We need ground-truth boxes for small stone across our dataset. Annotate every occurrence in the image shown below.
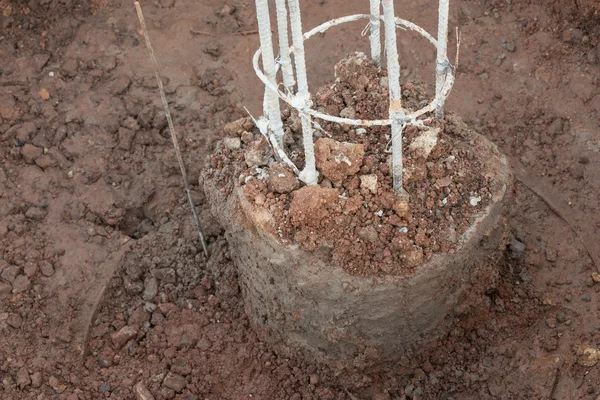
[556,313,567,323]
[309,374,319,386]
[197,338,211,351]
[223,137,241,151]
[217,4,236,17]
[592,272,600,283]
[61,57,79,75]
[223,118,250,135]
[123,276,144,295]
[143,277,158,301]
[268,164,300,194]
[502,42,516,52]
[0,282,11,299]
[508,238,526,260]
[314,138,364,183]
[289,186,339,227]
[469,196,482,206]
[244,136,271,168]
[7,313,22,328]
[1,265,20,284]
[339,106,356,119]
[21,144,43,164]
[23,262,37,277]
[39,260,55,277]
[359,174,378,194]
[562,28,584,44]
[110,325,138,348]
[33,53,51,71]
[357,226,378,243]
[99,383,111,393]
[16,367,31,389]
[134,381,156,400]
[35,155,57,169]
[12,274,30,293]
[159,0,175,8]
[25,206,47,221]
[30,372,42,388]
[392,190,410,218]
[154,268,176,284]
[545,317,557,329]
[545,248,557,262]
[39,88,50,101]
[582,294,591,302]
[163,373,186,393]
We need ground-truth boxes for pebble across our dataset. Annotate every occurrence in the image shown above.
[143,277,158,301]
[110,325,139,348]
[16,367,31,389]
[582,294,591,302]
[223,137,241,151]
[1,264,20,283]
[556,313,567,323]
[0,282,12,299]
[502,41,516,52]
[123,276,144,295]
[267,164,300,194]
[7,313,23,329]
[12,274,31,293]
[25,206,47,221]
[469,196,482,206]
[99,383,111,393]
[30,372,42,388]
[38,260,55,277]
[508,238,526,260]
[154,268,176,284]
[359,174,378,194]
[134,381,155,400]
[21,144,44,164]
[163,372,186,393]
[592,272,600,283]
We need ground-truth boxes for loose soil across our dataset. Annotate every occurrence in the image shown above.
[207,53,499,277]
[1,0,600,399]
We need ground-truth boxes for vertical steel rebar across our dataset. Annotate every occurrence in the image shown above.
[382,0,406,195]
[275,0,296,91]
[369,0,381,66]
[288,0,318,185]
[255,0,285,145]
[435,0,450,119]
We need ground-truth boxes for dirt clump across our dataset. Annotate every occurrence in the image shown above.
[207,53,495,277]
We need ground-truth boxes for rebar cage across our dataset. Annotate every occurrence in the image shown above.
[252,0,454,193]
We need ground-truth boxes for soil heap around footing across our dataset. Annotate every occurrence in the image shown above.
[204,53,502,277]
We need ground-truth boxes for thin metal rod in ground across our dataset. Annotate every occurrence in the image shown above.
[275,0,295,91]
[382,0,406,194]
[435,0,450,119]
[255,0,286,146]
[369,0,381,66]
[134,1,209,258]
[288,0,318,185]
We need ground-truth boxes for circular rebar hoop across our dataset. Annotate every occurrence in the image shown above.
[252,14,455,129]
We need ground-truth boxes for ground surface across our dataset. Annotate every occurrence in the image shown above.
[0,0,599,399]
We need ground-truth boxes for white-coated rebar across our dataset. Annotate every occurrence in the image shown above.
[382,0,406,194]
[369,0,381,66]
[275,0,295,91]
[250,8,456,180]
[288,0,318,185]
[255,0,285,146]
[435,0,450,119]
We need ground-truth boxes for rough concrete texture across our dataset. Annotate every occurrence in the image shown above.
[203,116,512,368]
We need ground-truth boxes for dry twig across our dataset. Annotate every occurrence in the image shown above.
[134,1,209,258]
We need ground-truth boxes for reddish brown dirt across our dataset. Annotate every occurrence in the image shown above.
[1,0,600,399]
[209,57,498,276]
